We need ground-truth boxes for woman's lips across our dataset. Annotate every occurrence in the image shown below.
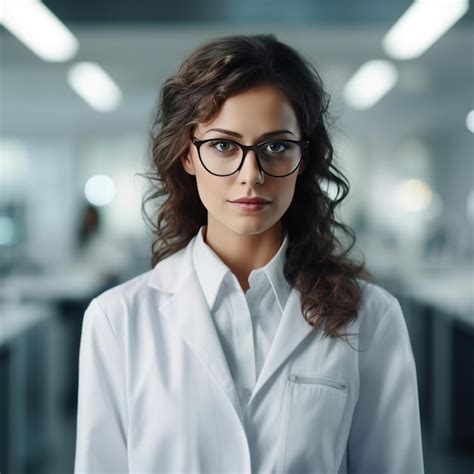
[230,201,270,211]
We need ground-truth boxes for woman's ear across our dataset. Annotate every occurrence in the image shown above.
[181,149,196,176]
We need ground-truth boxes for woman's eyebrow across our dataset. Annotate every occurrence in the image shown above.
[204,128,295,140]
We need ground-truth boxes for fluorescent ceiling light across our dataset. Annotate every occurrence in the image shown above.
[0,0,78,61]
[343,60,398,110]
[68,62,122,112]
[466,110,474,133]
[382,0,469,60]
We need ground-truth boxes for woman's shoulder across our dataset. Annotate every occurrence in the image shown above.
[350,278,404,347]
[87,244,192,331]
[356,278,399,317]
[96,267,155,302]
[86,269,151,317]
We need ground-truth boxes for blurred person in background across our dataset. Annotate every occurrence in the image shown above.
[74,202,130,292]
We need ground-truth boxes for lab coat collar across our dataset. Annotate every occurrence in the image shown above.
[192,224,292,313]
[147,230,318,422]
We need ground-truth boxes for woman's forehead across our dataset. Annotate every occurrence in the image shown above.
[195,88,300,136]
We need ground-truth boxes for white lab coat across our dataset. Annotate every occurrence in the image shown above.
[74,233,425,473]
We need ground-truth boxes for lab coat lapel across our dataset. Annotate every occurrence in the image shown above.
[147,240,244,421]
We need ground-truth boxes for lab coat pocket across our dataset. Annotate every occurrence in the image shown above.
[278,373,350,473]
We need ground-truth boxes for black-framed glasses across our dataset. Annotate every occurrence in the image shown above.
[191,137,309,177]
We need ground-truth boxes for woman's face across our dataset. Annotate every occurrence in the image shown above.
[181,82,304,237]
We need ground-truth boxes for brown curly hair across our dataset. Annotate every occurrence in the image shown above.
[141,33,374,340]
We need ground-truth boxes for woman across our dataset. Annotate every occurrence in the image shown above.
[74,34,424,473]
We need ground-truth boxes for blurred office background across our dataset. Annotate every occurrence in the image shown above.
[0,0,473,472]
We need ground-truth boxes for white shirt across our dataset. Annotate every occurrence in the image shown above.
[192,225,292,411]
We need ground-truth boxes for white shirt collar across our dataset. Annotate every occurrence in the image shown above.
[192,225,292,313]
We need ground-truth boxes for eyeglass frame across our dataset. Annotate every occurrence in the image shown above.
[190,136,310,178]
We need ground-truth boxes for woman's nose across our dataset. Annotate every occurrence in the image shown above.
[238,150,263,181]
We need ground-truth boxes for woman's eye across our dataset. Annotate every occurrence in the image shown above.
[265,141,287,153]
[210,140,235,152]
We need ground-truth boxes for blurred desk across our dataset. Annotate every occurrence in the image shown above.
[399,265,473,329]
[0,268,105,303]
[0,303,51,347]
